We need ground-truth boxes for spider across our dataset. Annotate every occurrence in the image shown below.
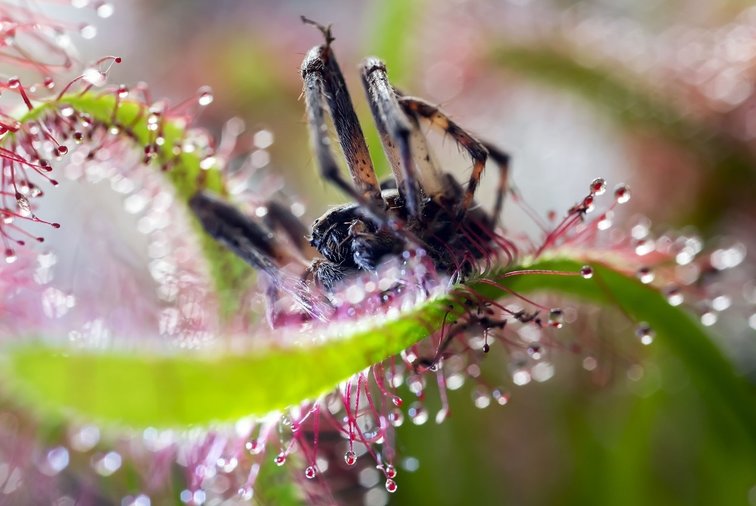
[190,18,512,312]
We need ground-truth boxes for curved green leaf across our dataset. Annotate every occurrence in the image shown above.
[13,94,254,314]
[3,259,753,443]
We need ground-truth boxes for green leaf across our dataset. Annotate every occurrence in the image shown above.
[4,259,753,446]
[12,94,254,315]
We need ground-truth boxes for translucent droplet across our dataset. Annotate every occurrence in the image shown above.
[43,76,55,89]
[304,465,317,479]
[527,343,543,360]
[711,294,731,312]
[580,265,594,279]
[512,369,531,386]
[44,446,70,475]
[253,129,274,149]
[590,177,607,195]
[92,451,122,476]
[636,267,654,284]
[548,308,563,328]
[5,249,17,264]
[344,450,357,466]
[408,402,428,425]
[274,452,286,466]
[700,312,717,327]
[614,184,631,204]
[82,67,105,86]
[117,85,129,98]
[245,440,263,455]
[435,408,448,424]
[582,195,595,213]
[472,386,490,409]
[492,388,510,406]
[56,145,68,156]
[79,24,97,39]
[385,478,398,493]
[665,287,684,306]
[197,86,213,106]
[96,2,114,18]
[385,464,397,479]
[635,323,654,345]
[16,194,32,217]
[388,408,404,427]
[8,77,20,89]
[237,487,253,501]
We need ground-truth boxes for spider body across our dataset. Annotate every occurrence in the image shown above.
[190,18,512,314]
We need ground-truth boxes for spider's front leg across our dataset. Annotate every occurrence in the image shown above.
[300,36,388,225]
[360,58,424,219]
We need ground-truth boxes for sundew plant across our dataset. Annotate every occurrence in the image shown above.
[0,1,755,505]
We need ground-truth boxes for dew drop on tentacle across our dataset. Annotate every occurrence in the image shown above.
[472,385,491,409]
[16,194,32,217]
[636,267,654,284]
[385,479,398,493]
[492,388,510,406]
[197,86,214,107]
[344,450,357,466]
[5,248,17,264]
[388,408,404,427]
[614,184,631,204]
[635,323,654,345]
[665,286,684,306]
[384,464,397,479]
[590,177,607,195]
[407,402,428,425]
[96,2,115,18]
[580,265,594,279]
[304,465,317,479]
[273,452,286,466]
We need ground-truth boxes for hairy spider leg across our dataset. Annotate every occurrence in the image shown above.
[398,97,489,223]
[301,45,387,222]
[481,141,511,228]
[189,191,297,277]
[189,191,320,323]
[360,58,424,219]
[262,200,315,258]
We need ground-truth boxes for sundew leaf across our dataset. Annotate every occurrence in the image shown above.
[4,259,754,446]
[12,93,254,315]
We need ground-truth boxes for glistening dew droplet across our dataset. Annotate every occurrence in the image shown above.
[636,267,655,284]
[580,265,594,279]
[385,479,398,493]
[197,86,214,106]
[344,450,357,466]
[590,177,607,195]
[273,452,286,466]
[614,184,631,204]
[304,465,317,479]
[635,323,654,345]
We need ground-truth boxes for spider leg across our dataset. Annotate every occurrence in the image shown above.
[301,41,386,219]
[261,199,314,258]
[360,58,423,219]
[481,141,511,228]
[398,96,489,222]
[189,191,298,277]
[190,191,324,323]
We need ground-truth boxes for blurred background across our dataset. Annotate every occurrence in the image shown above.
[10,0,756,504]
